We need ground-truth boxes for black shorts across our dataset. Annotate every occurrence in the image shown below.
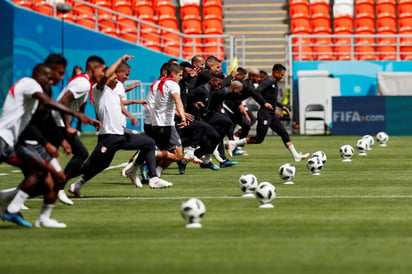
[21,141,53,163]
[151,126,182,151]
[0,137,17,163]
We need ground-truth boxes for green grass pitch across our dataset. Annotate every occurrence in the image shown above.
[1,135,412,274]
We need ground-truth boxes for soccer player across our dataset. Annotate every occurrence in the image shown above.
[226,64,310,162]
[53,55,107,203]
[68,55,173,196]
[0,64,100,227]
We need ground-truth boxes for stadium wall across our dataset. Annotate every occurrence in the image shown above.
[0,0,180,131]
[293,61,412,96]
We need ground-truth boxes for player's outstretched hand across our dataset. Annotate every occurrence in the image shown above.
[78,113,101,129]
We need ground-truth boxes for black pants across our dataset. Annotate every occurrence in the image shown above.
[249,108,291,145]
[81,130,157,181]
[60,127,89,180]
[225,108,251,139]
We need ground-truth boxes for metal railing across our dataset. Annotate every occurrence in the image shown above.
[20,0,244,65]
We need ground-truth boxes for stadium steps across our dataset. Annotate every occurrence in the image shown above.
[223,0,288,71]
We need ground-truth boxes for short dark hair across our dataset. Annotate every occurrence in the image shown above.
[116,62,130,73]
[272,64,286,73]
[32,63,50,78]
[259,70,268,76]
[44,54,67,67]
[168,58,179,64]
[160,62,172,77]
[191,55,204,65]
[236,67,247,75]
[86,55,105,69]
[168,63,183,76]
[179,61,192,68]
[205,55,221,69]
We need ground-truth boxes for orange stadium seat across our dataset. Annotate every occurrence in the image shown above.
[77,15,96,30]
[112,0,133,16]
[398,16,412,33]
[398,0,412,17]
[376,0,396,17]
[334,38,353,60]
[183,39,203,60]
[333,15,354,33]
[101,27,118,38]
[98,13,116,29]
[356,46,377,60]
[142,40,162,52]
[203,18,223,34]
[73,2,95,17]
[158,17,179,30]
[292,36,313,61]
[203,0,223,6]
[32,0,53,16]
[57,10,76,23]
[400,36,412,60]
[289,0,310,19]
[12,0,32,10]
[156,1,176,19]
[313,36,335,60]
[377,40,397,60]
[134,0,155,20]
[355,0,375,17]
[203,4,223,20]
[182,18,202,34]
[291,16,311,33]
[355,13,375,33]
[204,44,224,59]
[163,42,180,57]
[180,3,201,21]
[119,26,138,43]
[311,14,332,34]
[309,1,330,18]
[376,14,397,33]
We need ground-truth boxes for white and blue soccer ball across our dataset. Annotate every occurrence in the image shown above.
[278,163,296,181]
[311,150,327,164]
[238,173,258,193]
[376,131,389,146]
[362,135,374,149]
[255,182,276,204]
[306,156,323,175]
[356,139,369,155]
[340,144,354,159]
[181,198,206,225]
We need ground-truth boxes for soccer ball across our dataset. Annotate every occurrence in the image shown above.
[356,139,369,155]
[181,198,206,226]
[376,131,389,146]
[362,135,374,149]
[306,156,323,175]
[311,150,327,164]
[278,163,296,182]
[238,173,258,193]
[340,144,354,161]
[255,182,276,205]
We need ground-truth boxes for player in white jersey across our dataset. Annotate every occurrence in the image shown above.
[53,55,107,204]
[0,64,100,227]
[68,55,173,195]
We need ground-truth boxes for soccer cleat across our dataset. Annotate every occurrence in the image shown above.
[125,165,143,188]
[294,152,310,162]
[35,218,67,228]
[220,160,238,168]
[68,184,84,198]
[200,162,220,171]
[149,177,173,189]
[183,149,195,163]
[233,149,248,156]
[177,161,187,175]
[121,161,134,177]
[20,203,30,210]
[192,155,203,164]
[2,211,33,228]
[58,190,74,205]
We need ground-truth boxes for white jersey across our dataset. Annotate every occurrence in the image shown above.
[92,83,124,135]
[0,78,43,146]
[113,80,127,128]
[144,79,161,125]
[150,79,180,126]
[53,74,91,127]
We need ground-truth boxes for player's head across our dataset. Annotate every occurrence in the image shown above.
[191,55,205,69]
[160,62,172,78]
[86,55,106,82]
[168,63,183,83]
[258,70,268,83]
[234,67,247,82]
[71,65,83,78]
[44,53,67,86]
[272,64,286,81]
[115,62,131,83]
[32,63,53,91]
[168,58,179,65]
[209,71,225,90]
[248,68,259,83]
[180,61,192,76]
[205,56,221,73]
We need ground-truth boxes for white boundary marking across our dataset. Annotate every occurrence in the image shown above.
[29,195,412,202]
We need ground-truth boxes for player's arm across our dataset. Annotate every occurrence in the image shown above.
[238,103,251,123]
[124,81,141,92]
[119,95,138,126]
[121,99,147,106]
[172,92,187,127]
[252,80,273,110]
[56,90,77,131]
[33,92,101,129]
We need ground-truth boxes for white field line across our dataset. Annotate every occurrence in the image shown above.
[29,195,412,202]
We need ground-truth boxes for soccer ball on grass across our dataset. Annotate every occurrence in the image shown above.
[255,182,276,208]
[278,163,296,184]
[181,198,206,228]
[238,173,258,197]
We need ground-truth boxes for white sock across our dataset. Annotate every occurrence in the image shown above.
[156,166,163,177]
[74,177,86,190]
[7,190,29,213]
[233,138,247,147]
[39,203,54,220]
[288,144,299,158]
[203,154,211,164]
[213,147,225,163]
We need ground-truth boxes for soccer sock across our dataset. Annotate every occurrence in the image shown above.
[74,177,86,190]
[233,138,247,147]
[39,203,54,220]
[7,190,29,213]
[155,166,163,177]
[203,154,211,164]
[213,147,224,163]
[288,144,299,158]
